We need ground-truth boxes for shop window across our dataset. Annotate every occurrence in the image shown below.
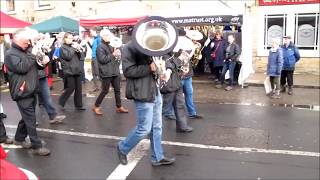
[34,0,52,10]
[6,0,15,12]
[264,14,286,49]
[295,13,319,50]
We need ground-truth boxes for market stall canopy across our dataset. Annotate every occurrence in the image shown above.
[29,16,79,33]
[79,1,148,27]
[79,16,147,27]
[0,11,32,34]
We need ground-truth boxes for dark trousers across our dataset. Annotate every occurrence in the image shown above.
[15,97,42,149]
[95,76,121,108]
[220,61,237,86]
[91,60,100,89]
[281,70,294,87]
[162,88,189,129]
[59,75,83,107]
[270,76,280,91]
[80,60,85,82]
[0,117,8,141]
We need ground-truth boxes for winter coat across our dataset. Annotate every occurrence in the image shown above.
[96,40,120,78]
[122,41,157,102]
[91,35,101,60]
[225,42,241,62]
[160,55,182,94]
[4,43,43,101]
[267,47,283,77]
[60,43,82,76]
[281,42,300,71]
[212,38,228,67]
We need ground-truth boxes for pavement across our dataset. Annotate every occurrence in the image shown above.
[192,72,320,89]
[1,77,319,179]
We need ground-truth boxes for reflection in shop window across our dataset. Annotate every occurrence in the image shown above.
[6,0,15,12]
[264,14,286,49]
[35,0,51,8]
[295,13,319,50]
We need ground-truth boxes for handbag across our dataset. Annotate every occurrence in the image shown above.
[210,41,221,59]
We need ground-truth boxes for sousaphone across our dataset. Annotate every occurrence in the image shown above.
[132,16,178,57]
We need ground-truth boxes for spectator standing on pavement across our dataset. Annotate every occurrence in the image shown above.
[281,36,300,95]
[211,31,228,82]
[92,29,128,115]
[267,39,284,99]
[89,27,101,92]
[4,28,50,156]
[58,32,86,111]
[215,34,241,91]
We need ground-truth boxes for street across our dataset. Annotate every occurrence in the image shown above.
[1,81,319,180]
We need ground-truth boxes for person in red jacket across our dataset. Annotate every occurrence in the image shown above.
[1,145,39,180]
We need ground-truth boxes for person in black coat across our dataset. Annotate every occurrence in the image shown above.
[161,51,193,133]
[58,32,85,110]
[92,29,128,115]
[4,28,50,155]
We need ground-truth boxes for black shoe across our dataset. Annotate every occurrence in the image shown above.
[152,157,175,166]
[189,114,203,119]
[76,107,86,111]
[14,140,32,149]
[0,113,7,119]
[0,137,13,144]
[176,126,193,133]
[116,144,127,165]
[32,147,51,156]
[164,115,176,121]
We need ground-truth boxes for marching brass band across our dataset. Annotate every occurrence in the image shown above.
[2,16,205,164]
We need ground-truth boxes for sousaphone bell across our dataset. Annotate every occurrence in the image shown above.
[132,16,178,76]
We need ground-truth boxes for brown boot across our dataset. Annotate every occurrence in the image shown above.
[116,106,129,113]
[92,105,103,115]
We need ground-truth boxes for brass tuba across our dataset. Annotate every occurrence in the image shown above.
[132,16,178,77]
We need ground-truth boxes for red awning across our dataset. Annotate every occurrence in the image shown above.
[0,11,32,34]
[79,16,147,27]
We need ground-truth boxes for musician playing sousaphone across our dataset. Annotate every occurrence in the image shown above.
[92,29,128,115]
[116,16,176,166]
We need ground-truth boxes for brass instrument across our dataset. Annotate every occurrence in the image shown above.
[191,42,202,67]
[132,16,178,81]
[109,36,123,62]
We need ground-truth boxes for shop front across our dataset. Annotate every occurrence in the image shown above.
[254,0,320,74]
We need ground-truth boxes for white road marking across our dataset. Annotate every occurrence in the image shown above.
[5,125,320,158]
[1,144,23,149]
[5,150,9,153]
[106,140,149,180]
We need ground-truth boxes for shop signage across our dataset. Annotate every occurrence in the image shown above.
[259,0,320,6]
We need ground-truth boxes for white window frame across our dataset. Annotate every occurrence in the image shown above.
[263,14,287,49]
[294,13,319,51]
[6,0,16,14]
[257,4,320,57]
[34,0,54,11]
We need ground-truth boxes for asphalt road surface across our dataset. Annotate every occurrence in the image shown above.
[1,93,319,180]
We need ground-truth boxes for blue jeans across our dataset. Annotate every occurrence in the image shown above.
[181,77,197,116]
[119,89,164,162]
[220,61,236,86]
[39,77,57,120]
